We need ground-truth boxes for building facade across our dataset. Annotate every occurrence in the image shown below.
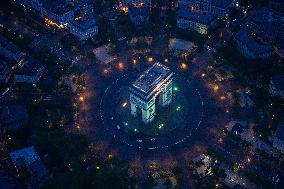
[14,58,45,84]
[129,63,173,123]
[70,16,98,40]
[176,8,216,34]
[14,0,43,13]
[273,122,284,153]
[0,36,24,62]
[269,75,284,99]
[176,0,233,34]
[235,28,274,59]
[13,0,98,39]
[0,62,12,83]
[128,4,150,26]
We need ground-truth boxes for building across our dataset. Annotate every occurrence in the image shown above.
[177,0,233,15]
[13,0,99,36]
[192,154,213,177]
[93,45,117,65]
[129,63,173,123]
[247,8,284,43]
[10,146,51,189]
[242,7,284,60]
[168,38,197,56]
[273,38,284,60]
[1,105,28,131]
[176,9,216,34]
[128,4,150,26]
[0,36,24,62]
[235,28,274,59]
[14,58,45,84]
[41,0,75,28]
[269,0,284,14]
[269,75,284,99]
[74,0,94,15]
[176,5,216,34]
[211,0,233,17]
[176,0,233,34]
[70,0,98,40]
[0,163,16,189]
[14,0,43,13]
[0,62,12,83]
[70,16,98,40]
[273,122,284,153]
[122,0,152,7]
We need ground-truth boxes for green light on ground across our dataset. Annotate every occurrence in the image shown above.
[124,122,128,126]
[173,87,179,91]
[176,106,181,111]
[158,123,164,129]
[134,128,138,132]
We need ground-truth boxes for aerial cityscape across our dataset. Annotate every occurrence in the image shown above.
[0,0,283,188]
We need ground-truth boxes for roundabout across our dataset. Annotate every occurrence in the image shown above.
[99,68,205,150]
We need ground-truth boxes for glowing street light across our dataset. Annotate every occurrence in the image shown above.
[173,86,179,91]
[247,158,251,163]
[103,68,110,76]
[122,101,127,107]
[134,128,138,132]
[79,96,84,102]
[180,63,188,70]
[132,59,137,65]
[176,106,181,111]
[158,123,164,129]
[108,154,113,160]
[147,56,154,63]
[117,62,125,70]
[213,84,219,92]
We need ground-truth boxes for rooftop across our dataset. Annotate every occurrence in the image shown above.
[0,62,11,75]
[235,28,274,55]
[275,122,284,141]
[10,146,40,166]
[0,163,15,189]
[212,0,233,9]
[177,8,216,24]
[15,58,44,76]
[0,36,21,54]
[271,74,284,91]
[132,63,172,94]
[128,4,150,17]
[42,0,74,15]
[72,16,97,31]
[169,38,197,51]
[93,45,117,64]
[1,105,28,128]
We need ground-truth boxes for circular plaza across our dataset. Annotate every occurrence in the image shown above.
[99,64,205,150]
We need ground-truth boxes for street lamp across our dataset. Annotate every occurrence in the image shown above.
[180,63,188,70]
[79,96,84,102]
[147,57,154,63]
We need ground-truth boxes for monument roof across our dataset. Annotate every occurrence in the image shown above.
[132,63,172,94]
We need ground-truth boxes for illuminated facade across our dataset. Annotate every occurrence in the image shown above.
[129,63,173,123]
[176,0,233,34]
